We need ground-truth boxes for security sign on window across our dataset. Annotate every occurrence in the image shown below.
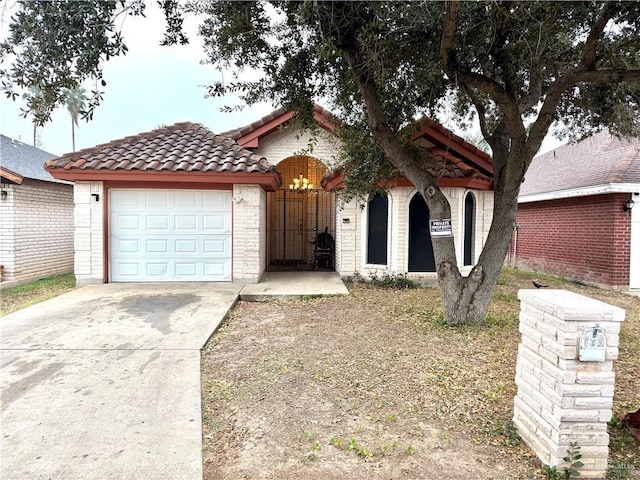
[430,219,453,237]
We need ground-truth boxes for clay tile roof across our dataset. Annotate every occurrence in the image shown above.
[520,131,640,196]
[45,122,279,175]
[221,103,339,147]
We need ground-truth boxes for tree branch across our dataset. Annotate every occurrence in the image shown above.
[460,71,527,139]
[581,1,614,69]
[439,2,526,141]
[342,48,438,195]
[461,84,493,144]
[440,0,461,72]
[527,68,640,160]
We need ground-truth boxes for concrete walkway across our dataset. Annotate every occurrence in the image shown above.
[240,271,349,300]
[0,273,347,479]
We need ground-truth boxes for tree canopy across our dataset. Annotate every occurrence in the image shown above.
[2,1,639,324]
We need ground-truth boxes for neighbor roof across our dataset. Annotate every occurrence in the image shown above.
[46,122,282,190]
[520,131,640,197]
[0,134,65,185]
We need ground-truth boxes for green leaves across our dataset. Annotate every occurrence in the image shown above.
[0,0,146,125]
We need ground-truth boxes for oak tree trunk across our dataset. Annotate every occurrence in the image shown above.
[434,142,525,325]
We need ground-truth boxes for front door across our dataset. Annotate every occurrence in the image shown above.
[269,190,307,264]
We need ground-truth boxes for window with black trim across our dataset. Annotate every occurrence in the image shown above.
[367,194,388,265]
[463,192,475,266]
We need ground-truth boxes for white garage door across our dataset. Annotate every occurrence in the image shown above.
[109,189,232,282]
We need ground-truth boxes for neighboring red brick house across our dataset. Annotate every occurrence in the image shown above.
[510,131,640,291]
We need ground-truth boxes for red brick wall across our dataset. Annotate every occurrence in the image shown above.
[509,193,631,288]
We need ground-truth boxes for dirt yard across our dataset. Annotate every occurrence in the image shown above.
[201,270,639,479]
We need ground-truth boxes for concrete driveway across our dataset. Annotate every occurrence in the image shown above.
[0,283,241,480]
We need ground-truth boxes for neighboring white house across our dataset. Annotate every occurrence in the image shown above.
[0,135,74,286]
[46,107,495,285]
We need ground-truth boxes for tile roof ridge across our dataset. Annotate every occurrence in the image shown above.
[417,117,492,161]
[55,122,205,159]
[221,103,336,139]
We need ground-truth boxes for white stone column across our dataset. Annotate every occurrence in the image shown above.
[514,289,625,479]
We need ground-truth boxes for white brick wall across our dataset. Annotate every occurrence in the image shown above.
[514,289,625,479]
[336,187,494,279]
[73,181,104,285]
[232,184,267,283]
[254,127,341,169]
[0,180,74,285]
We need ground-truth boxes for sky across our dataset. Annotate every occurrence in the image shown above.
[0,1,563,157]
[0,2,275,156]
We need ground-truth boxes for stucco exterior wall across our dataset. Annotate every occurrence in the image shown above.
[0,180,74,286]
[512,193,632,289]
[336,187,494,279]
[232,184,267,283]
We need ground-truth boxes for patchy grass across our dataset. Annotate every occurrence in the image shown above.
[201,268,639,479]
[1,274,76,316]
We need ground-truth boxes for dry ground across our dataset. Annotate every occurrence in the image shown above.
[0,274,75,316]
[201,269,639,480]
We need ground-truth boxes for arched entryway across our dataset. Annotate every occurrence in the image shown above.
[408,193,436,272]
[267,155,336,270]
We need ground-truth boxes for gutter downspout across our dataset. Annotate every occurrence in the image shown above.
[512,222,518,268]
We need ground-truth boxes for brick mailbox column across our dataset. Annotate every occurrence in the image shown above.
[514,289,625,479]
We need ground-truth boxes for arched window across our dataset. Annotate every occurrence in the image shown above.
[408,194,436,272]
[463,192,475,266]
[367,194,388,265]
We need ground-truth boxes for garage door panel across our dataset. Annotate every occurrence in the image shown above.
[175,191,199,208]
[175,239,197,253]
[146,239,169,253]
[175,215,197,232]
[146,263,169,277]
[147,215,170,231]
[116,190,143,206]
[203,214,230,233]
[117,263,140,277]
[111,258,232,282]
[145,190,170,207]
[110,189,232,282]
[118,239,139,253]
[203,191,231,209]
[114,215,141,232]
[204,237,231,255]
[204,261,229,276]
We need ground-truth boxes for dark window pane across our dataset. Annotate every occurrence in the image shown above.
[408,194,435,272]
[463,193,475,266]
[367,194,388,264]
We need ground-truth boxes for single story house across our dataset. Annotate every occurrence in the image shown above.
[510,131,640,291]
[46,107,495,285]
[0,134,74,286]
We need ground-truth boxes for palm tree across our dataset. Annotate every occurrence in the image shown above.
[23,86,46,146]
[63,87,87,152]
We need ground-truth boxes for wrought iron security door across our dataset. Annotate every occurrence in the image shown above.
[267,156,336,270]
